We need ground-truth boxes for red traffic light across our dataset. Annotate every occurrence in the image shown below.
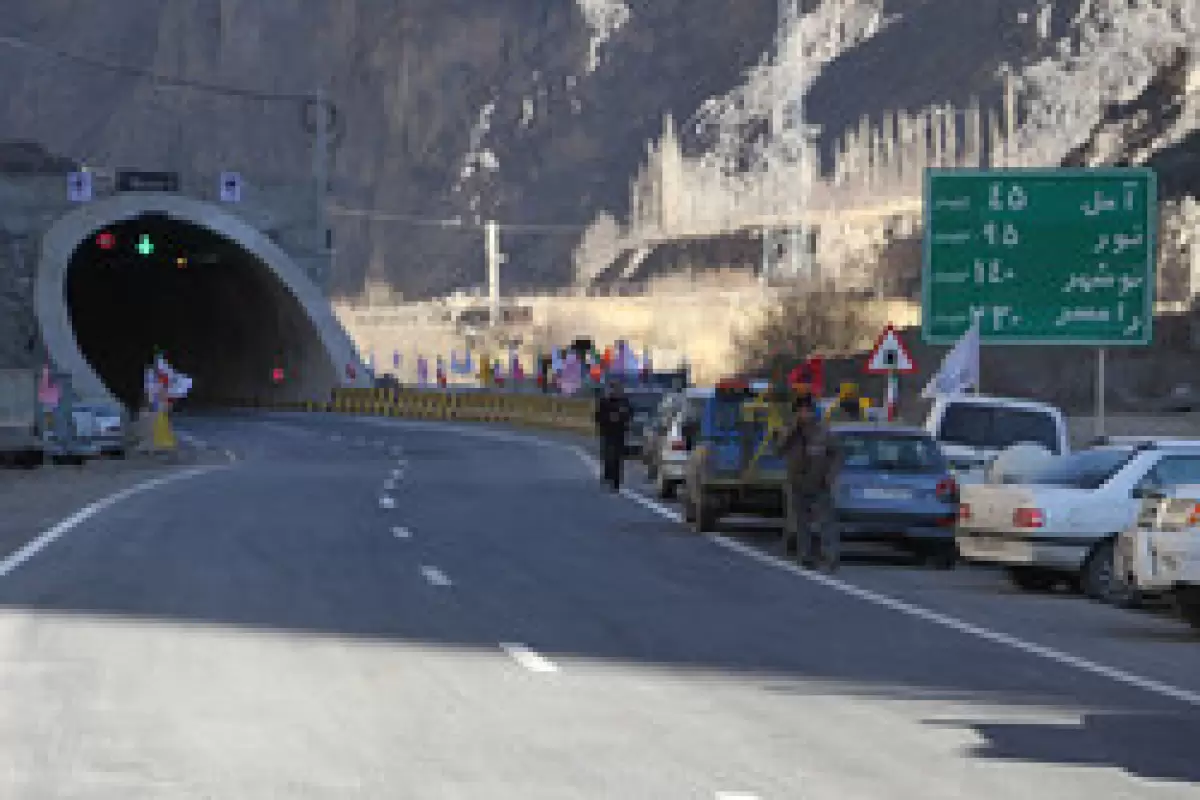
[96,231,115,250]
[271,367,284,383]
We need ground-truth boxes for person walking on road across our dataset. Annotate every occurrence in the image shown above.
[776,385,843,572]
[595,378,633,491]
[826,382,865,423]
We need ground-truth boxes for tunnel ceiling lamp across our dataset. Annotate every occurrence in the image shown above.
[136,233,154,256]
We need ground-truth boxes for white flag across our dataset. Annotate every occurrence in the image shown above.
[922,319,980,399]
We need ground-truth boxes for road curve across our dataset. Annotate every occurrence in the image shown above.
[0,411,1195,799]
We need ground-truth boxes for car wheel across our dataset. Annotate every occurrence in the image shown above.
[1175,588,1200,631]
[1081,539,1140,607]
[1005,566,1059,592]
[656,473,676,500]
[683,487,697,523]
[693,486,717,533]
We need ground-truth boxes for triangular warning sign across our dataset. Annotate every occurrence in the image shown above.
[865,324,916,374]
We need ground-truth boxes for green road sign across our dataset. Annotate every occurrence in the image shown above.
[922,167,1157,345]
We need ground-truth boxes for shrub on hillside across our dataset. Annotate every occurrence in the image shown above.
[736,279,875,377]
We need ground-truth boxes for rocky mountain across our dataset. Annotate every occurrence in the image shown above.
[0,0,1195,301]
[0,0,776,300]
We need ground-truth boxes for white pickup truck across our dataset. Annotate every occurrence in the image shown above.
[1118,485,1200,631]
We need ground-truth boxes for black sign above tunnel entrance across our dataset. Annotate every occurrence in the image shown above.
[116,171,180,193]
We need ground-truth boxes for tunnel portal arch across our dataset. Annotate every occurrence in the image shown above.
[35,192,370,406]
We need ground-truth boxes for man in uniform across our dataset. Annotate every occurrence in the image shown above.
[595,378,633,490]
[776,384,842,572]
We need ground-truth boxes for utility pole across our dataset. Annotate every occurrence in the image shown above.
[486,220,500,327]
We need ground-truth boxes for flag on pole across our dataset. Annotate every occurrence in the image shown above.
[922,318,981,399]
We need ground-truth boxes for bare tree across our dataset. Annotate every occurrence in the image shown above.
[735,278,875,375]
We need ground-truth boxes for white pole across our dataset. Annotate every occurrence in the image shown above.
[1095,347,1106,438]
[486,220,500,327]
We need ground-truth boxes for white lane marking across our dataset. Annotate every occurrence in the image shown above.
[421,565,452,586]
[175,431,208,449]
[330,433,342,442]
[383,478,397,491]
[500,643,559,673]
[392,526,412,539]
[715,794,760,800]
[621,484,1200,708]
[391,468,404,479]
[306,416,1200,707]
[379,495,396,509]
[0,466,223,578]
[224,449,238,462]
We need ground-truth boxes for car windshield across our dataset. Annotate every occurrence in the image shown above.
[1017,448,1135,489]
[938,403,1061,453]
[626,392,662,415]
[836,433,945,473]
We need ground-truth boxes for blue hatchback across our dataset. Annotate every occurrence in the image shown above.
[829,423,960,566]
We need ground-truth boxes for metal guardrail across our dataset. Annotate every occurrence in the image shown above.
[216,386,599,434]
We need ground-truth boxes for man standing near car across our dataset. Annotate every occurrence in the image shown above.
[776,384,842,572]
[595,378,633,491]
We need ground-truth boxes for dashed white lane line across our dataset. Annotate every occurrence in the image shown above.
[500,643,559,673]
[379,495,396,510]
[318,416,1200,708]
[383,478,397,491]
[714,793,760,800]
[389,446,404,456]
[392,526,412,539]
[421,565,452,586]
[391,468,404,479]
[0,466,224,578]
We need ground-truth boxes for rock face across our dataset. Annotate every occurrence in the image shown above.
[0,0,776,300]
[0,0,1194,304]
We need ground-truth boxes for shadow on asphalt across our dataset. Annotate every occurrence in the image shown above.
[932,713,1200,785]
[3,410,1198,787]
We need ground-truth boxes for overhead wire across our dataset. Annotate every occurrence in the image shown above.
[0,28,592,237]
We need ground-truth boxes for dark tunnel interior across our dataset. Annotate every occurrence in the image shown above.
[65,213,330,409]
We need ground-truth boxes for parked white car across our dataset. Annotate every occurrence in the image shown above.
[646,388,708,499]
[957,439,1200,606]
[1117,484,1200,631]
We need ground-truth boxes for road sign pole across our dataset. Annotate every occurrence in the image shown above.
[1095,347,1106,439]
[887,370,898,421]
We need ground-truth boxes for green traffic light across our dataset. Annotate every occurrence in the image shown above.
[136,234,154,256]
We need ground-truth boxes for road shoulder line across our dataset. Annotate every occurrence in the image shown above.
[0,465,224,579]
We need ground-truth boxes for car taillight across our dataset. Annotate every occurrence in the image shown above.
[958,503,971,522]
[1013,507,1045,528]
[935,477,958,502]
[670,437,687,451]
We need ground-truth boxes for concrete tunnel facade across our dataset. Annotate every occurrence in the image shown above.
[34,192,371,409]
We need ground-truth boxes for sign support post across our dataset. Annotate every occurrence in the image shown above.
[1096,347,1106,438]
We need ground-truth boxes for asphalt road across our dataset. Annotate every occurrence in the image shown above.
[0,411,1197,799]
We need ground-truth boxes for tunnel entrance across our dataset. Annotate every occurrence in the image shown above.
[65,213,332,408]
